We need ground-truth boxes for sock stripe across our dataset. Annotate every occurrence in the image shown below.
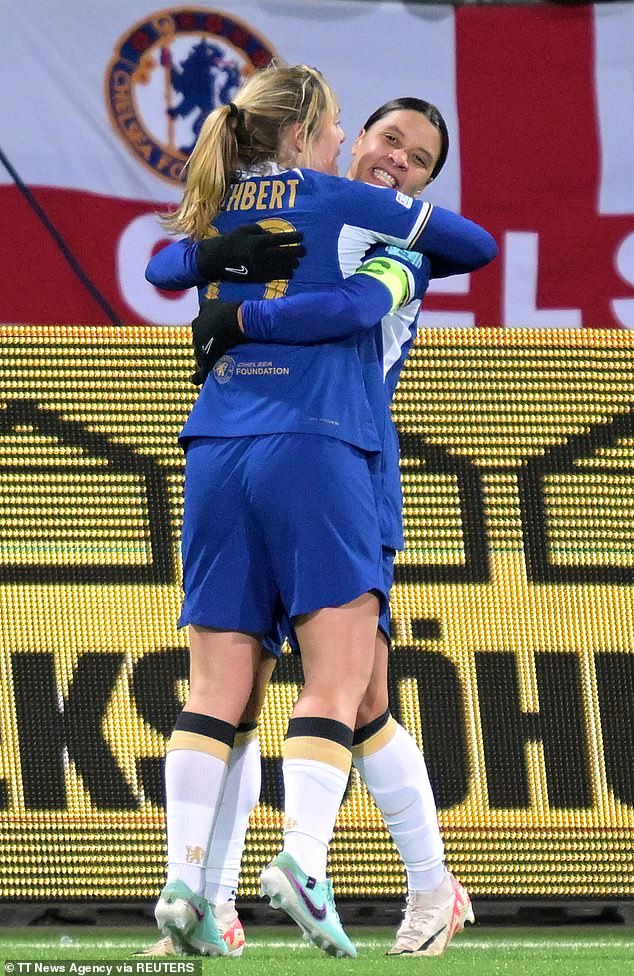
[166,729,232,762]
[168,712,236,763]
[352,708,391,746]
[286,716,353,749]
[234,723,258,747]
[174,710,236,746]
[351,714,398,759]
[283,735,352,775]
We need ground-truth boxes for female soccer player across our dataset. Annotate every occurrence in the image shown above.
[148,66,496,959]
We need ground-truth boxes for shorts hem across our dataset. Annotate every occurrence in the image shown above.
[288,583,388,622]
[177,612,269,640]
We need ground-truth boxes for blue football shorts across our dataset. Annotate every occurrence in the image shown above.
[378,546,396,644]
[263,546,397,658]
[178,433,387,635]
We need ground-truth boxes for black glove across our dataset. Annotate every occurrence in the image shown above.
[191,300,245,385]
[196,225,305,283]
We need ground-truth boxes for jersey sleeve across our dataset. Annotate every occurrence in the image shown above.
[241,276,394,344]
[145,238,205,290]
[410,205,498,273]
[329,176,498,273]
[241,247,431,344]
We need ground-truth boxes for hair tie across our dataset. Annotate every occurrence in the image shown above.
[228,102,240,120]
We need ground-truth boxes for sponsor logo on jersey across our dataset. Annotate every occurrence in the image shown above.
[213,356,291,383]
[106,9,277,184]
[385,245,423,268]
[395,191,413,209]
[236,361,290,377]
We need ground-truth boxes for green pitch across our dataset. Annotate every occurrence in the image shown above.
[1,926,632,976]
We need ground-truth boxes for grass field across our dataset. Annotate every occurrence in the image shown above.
[1,926,633,976]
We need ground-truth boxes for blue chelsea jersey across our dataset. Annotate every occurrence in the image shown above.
[146,171,498,547]
[236,223,495,547]
[177,168,434,452]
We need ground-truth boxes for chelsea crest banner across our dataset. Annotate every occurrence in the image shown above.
[0,2,633,328]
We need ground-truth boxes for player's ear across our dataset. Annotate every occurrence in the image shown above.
[290,121,304,152]
[278,121,304,167]
[350,128,366,157]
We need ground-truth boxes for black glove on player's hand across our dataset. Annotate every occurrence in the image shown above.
[190,300,245,385]
[196,225,305,283]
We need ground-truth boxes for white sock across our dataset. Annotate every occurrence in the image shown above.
[278,718,353,882]
[205,730,261,906]
[282,757,350,881]
[353,718,446,891]
[164,736,232,893]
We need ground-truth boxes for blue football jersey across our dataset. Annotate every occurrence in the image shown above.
[155,168,434,452]
[146,169,497,543]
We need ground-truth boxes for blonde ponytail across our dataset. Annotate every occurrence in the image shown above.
[162,64,339,240]
[163,104,237,240]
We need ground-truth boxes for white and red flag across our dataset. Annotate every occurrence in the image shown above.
[1,2,632,327]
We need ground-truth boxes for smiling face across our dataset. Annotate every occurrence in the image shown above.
[347,108,443,197]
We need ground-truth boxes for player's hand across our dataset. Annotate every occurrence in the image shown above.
[190,300,245,385]
[196,225,305,283]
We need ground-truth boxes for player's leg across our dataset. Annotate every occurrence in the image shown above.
[156,437,276,956]
[256,434,386,958]
[204,650,277,956]
[353,602,474,955]
[353,630,446,893]
[139,649,276,958]
[260,592,379,959]
[156,627,262,956]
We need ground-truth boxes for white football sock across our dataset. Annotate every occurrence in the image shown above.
[282,756,350,882]
[353,718,445,891]
[205,729,261,906]
[281,719,353,882]
[164,722,233,893]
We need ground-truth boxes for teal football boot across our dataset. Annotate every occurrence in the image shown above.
[260,851,357,958]
[154,879,227,956]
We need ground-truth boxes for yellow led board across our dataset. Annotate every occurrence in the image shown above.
[0,326,632,900]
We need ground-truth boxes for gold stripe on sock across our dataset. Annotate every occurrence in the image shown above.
[351,715,398,760]
[166,729,232,763]
[283,735,352,775]
[234,726,258,747]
